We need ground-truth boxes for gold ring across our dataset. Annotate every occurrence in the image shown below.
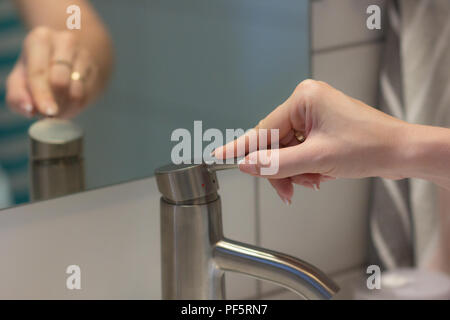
[52,59,73,69]
[71,71,85,82]
[294,131,306,143]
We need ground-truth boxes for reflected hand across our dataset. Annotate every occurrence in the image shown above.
[213,80,409,203]
[6,27,99,118]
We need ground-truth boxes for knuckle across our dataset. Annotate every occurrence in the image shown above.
[59,30,74,41]
[58,31,78,48]
[294,79,326,106]
[30,67,47,78]
[28,26,52,42]
[295,79,323,95]
[25,27,51,50]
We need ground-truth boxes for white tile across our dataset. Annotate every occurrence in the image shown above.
[312,0,386,51]
[258,178,370,295]
[0,170,257,299]
[313,42,383,106]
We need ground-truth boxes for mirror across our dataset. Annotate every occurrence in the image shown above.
[0,0,310,210]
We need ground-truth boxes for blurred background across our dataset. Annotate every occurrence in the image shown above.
[0,0,309,209]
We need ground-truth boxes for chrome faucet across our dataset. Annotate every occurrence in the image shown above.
[155,162,339,300]
[29,119,85,201]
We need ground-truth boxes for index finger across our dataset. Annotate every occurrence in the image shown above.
[213,90,300,160]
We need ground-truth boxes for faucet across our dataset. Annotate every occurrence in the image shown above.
[155,162,339,300]
[29,119,85,201]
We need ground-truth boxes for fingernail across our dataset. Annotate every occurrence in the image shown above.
[313,183,320,191]
[283,198,292,206]
[240,164,258,175]
[45,103,58,116]
[20,103,33,116]
[22,103,33,113]
[237,158,245,165]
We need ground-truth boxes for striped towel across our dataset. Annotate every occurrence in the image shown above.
[0,0,33,207]
[370,0,450,271]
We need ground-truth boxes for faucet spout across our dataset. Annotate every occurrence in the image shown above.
[214,239,339,300]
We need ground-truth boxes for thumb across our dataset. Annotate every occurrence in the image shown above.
[238,141,324,179]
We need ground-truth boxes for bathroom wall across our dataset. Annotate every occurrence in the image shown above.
[260,0,386,299]
[0,0,385,299]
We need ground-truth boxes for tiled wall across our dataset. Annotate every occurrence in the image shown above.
[0,0,385,299]
[260,0,386,299]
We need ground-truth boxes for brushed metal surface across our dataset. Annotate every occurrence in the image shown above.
[156,163,339,299]
[29,119,85,201]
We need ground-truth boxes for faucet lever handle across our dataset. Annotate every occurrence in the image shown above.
[207,162,240,172]
[155,160,242,204]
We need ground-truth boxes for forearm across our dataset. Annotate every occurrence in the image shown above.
[13,0,113,94]
[395,123,450,190]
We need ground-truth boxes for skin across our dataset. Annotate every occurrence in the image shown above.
[6,0,113,118]
[213,80,450,204]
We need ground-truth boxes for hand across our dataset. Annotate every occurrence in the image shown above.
[213,80,410,204]
[6,26,99,118]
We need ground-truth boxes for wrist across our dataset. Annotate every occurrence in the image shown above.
[377,122,426,180]
[392,123,450,182]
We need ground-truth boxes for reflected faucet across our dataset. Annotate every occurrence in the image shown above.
[155,163,339,300]
[29,119,85,201]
